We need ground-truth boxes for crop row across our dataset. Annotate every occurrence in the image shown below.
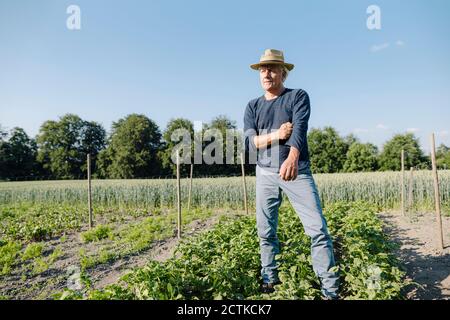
[59,201,405,300]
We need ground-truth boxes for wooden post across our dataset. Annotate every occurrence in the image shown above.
[408,167,414,213]
[176,151,182,239]
[401,149,405,216]
[187,164,193,211]
[240,152,249,215]
[87,154,93,229]
[430,133,444,251]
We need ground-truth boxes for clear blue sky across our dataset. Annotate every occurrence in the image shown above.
[1,0,449,153]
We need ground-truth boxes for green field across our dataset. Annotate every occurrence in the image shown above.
[1,170,448,300]
[1,170,449,212]
[60,202,405,300]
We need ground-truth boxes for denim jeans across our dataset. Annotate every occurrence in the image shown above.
[255,165,340,297]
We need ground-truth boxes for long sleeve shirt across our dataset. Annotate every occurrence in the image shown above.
[244,88,311,173]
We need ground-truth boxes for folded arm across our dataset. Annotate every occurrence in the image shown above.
[252,122,292,149]
[280,90,311,181]
[244,104,288,153]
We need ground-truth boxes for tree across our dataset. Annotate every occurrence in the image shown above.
[436,144,450,170]
[200,115,241,176]
[0,125,9,179]
[0,127,41,180]
[0,124,7,140]
[343,142,379,172]
[344,133,359,147]
[0,149,9,179]
[36,114,106,179]
[159,118,194,176]
[307,127,348,173]
[379,133,427,171]
[97,114,162,178]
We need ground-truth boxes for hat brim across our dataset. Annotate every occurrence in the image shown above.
[250,61,295,71]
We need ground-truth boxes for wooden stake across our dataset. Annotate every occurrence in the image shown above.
[176,151,182,239]
[240,152,249,215]
[430,133,444,251]
[401,149,405,216]
[408,167,414,213]
[87,154,93,229]
[187,164,193,211]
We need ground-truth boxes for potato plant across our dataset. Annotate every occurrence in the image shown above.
[76,202,405,300]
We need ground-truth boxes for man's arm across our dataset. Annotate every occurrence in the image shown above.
[279,145,300,181]
[244,103,258,154]
[252,122,292,149]
[280,90,311,181]
[244,102,293,153]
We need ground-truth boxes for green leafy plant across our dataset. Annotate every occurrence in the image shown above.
[22,242,44,261]
[81,225,113,243]
[0,241,22,276]
[85,202,405,300]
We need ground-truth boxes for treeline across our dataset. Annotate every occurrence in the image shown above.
[0,114,449,181]
[307,127,448,173]
[0,114,243,180]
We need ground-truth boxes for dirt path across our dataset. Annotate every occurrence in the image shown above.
[379,211,450,300]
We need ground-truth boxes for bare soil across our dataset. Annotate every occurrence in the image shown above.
[89,215,223,291]
[379,211,450,300]
[0,211,235,300]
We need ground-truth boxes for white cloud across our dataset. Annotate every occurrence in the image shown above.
[370,43,390,53]
[353,128,369,134]
[376,124,388,130]
[406,128,420,133]
[438,130,449,137]
[395,40,405,46]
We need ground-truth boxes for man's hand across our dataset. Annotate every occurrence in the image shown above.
[277,122,293,140]
[279,147,300,181]
[253,122,293,149]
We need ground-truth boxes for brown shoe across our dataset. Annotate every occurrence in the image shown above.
[260,281,281,294]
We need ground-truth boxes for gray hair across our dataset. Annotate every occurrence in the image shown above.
[281,65,290,82]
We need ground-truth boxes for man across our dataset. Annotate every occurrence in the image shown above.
[244,49,340,299]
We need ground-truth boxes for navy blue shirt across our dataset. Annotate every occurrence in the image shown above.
[244,88,311,173]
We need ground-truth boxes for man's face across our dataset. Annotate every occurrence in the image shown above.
[259,64,284,91]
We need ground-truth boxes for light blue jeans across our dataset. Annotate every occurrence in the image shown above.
[255,165,339,297]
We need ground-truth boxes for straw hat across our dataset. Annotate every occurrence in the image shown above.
[250,49,294,71]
